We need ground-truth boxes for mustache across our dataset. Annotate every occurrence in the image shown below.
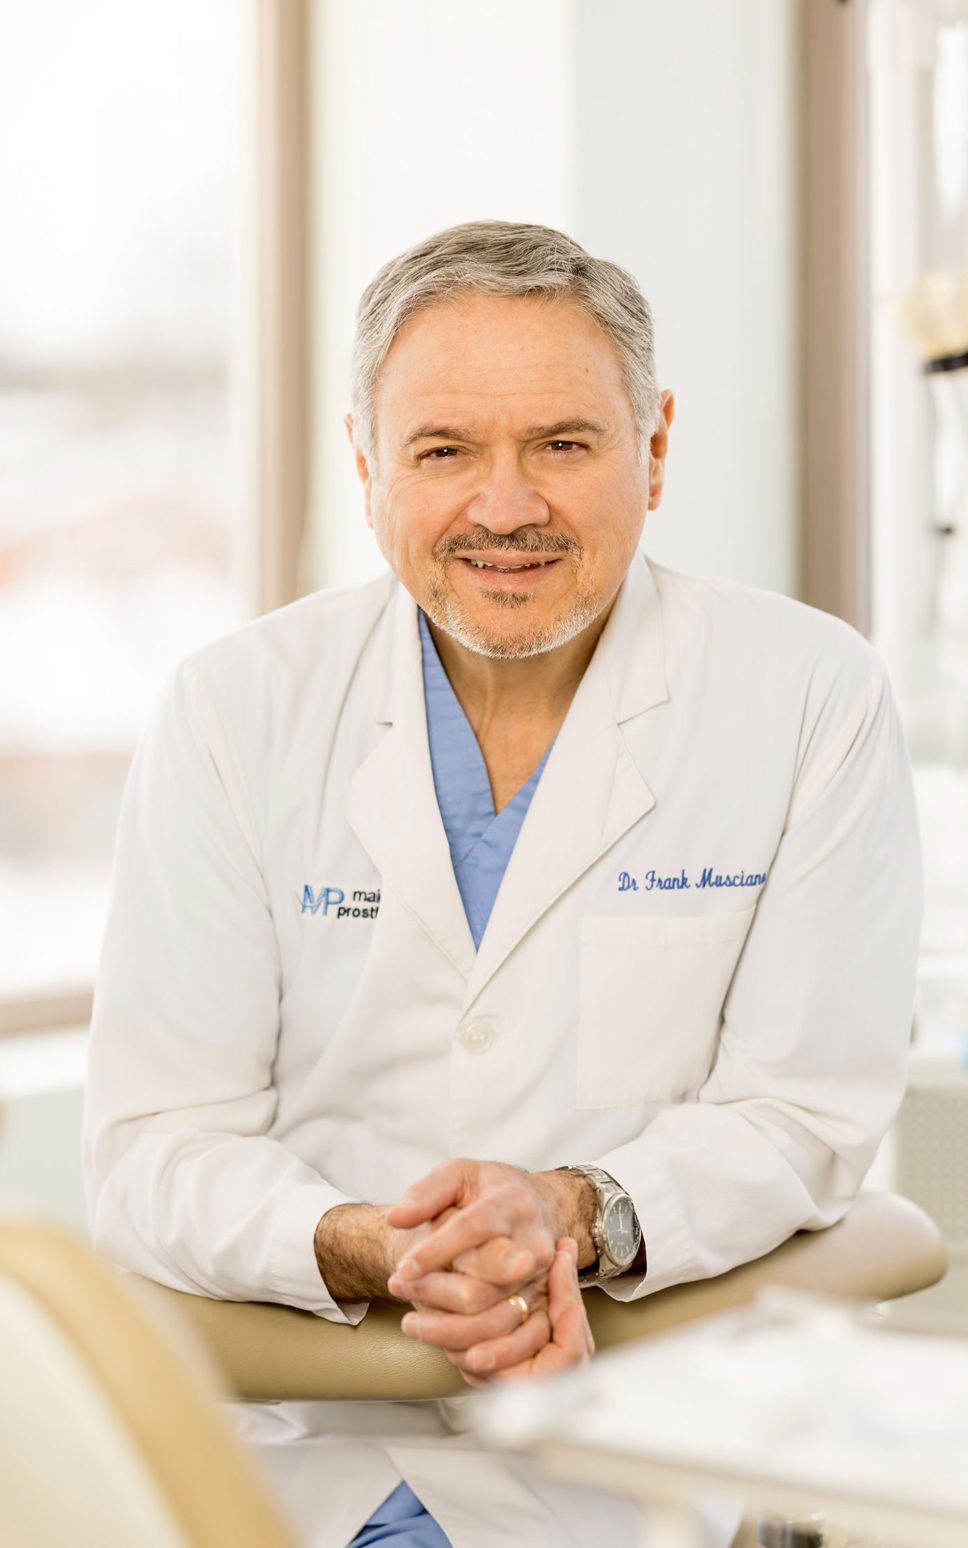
[434,531,580,559]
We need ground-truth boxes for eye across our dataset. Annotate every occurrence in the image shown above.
[419,446,462,462]
[546,440,586,454]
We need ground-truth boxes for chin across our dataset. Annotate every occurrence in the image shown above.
[425,588,602,660]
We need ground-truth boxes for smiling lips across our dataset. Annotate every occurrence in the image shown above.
[458,554,561,574]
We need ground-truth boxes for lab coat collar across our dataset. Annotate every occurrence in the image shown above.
[598,549,668,723]
[462,550,667,1006]
[345,582,478,978]
[345,552,668,993]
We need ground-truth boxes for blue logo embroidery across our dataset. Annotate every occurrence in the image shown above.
[300,884,381,920]
[301,884,345,915]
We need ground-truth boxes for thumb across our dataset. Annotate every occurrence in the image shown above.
[547,1239,591,1360]
[386,1158,471,1227]
[547,1240,579,1326]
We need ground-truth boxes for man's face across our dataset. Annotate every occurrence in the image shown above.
[350,293,672,659]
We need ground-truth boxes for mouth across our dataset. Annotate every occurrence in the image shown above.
[457,555,562,575]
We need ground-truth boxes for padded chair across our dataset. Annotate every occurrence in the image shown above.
[0,1194,946,1548]
[0,1215,298,1548]
[131,1190,946,1403]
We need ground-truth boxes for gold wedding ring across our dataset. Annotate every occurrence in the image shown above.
[507,1293,529,1327]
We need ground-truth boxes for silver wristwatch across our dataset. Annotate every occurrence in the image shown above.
[556,1164,642,1280]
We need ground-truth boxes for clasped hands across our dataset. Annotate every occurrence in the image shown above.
[383,1158,596,1386]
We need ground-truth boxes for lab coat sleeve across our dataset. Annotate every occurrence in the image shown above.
[594,658,922,1299]
[83,657,367,1323]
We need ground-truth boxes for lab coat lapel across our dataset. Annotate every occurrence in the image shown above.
[461,553,668,1011]
[344,584,476,978]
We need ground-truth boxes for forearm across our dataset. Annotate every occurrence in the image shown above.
[594,1101,869,1299]
[87,1120,359,1314]
[313,1202,398,1301]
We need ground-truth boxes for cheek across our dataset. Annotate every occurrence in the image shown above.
[581,492,644,565]
[371,489,452,566]
[604,482,647,550]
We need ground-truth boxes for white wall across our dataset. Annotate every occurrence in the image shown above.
[304,0,801,598]
[572,0,800,595]
[304,0,577,590]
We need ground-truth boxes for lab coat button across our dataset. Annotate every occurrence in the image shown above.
[460,1019,496,1055]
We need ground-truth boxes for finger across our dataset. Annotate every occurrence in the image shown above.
[387,1270,508,1316]
[488,1336,585,1380]
[395,1203,524,1283]
[458,1309,552,1377]
[547,1238,578,1316]
[487,1314,588,1382]
[475,1246,591,1381]
[548,1295,590,1361]
[548,1241,594,1363]
[391,1264,549,1315]
[452,1235,542,1287]
[485,1356,546,1381]
[400,1288,548,1353]
[459,1372,492,1389]
[386,1159,474,1228]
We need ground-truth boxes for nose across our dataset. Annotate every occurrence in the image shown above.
[464,451,551,534]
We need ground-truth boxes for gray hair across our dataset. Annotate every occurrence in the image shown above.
[350,219,661,468]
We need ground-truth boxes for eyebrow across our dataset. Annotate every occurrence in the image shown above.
[402,418,608,449]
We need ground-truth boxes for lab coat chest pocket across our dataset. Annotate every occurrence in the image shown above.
[576,907,756,1108]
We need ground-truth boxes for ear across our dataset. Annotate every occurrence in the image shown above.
[345,413,374,523]
[647,391,675,511]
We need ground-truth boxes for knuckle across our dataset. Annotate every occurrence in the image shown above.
[472,1283,495,1314]
[479,1240,504,1270]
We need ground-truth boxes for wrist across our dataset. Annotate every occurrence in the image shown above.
[533,1169,598,1272]
[555,1165,644,1280]
[313,1202,395,1301]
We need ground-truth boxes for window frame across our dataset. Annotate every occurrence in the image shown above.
[802,0,872,633]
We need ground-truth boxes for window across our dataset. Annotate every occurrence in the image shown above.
[867,0,968,966]
[0,1,246,1018]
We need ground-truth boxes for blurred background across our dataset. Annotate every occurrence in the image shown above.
[0,0,966,1285]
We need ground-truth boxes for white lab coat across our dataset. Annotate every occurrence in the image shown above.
[83,553,921,1547]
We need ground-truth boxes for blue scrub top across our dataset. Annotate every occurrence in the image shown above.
[418,609,553,949]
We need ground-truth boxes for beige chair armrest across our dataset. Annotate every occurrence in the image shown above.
[588,1189,946,1345]
[131,1191,946,1403]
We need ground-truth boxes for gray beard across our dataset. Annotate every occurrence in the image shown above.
[423,574,601,660]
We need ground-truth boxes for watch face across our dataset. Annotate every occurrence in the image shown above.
[603,1194,640,1268]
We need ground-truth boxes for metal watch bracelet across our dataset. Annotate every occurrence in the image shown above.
[554,1163,642,1280]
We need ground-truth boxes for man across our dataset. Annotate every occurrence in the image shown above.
[83,220,921,1547]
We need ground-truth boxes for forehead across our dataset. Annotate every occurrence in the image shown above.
[375,293,633,439]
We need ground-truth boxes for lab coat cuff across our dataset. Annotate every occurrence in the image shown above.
[270,1182,369,1325]
[591,1145,696,1302]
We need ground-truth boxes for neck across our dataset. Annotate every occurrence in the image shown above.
[426,605,614,744]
